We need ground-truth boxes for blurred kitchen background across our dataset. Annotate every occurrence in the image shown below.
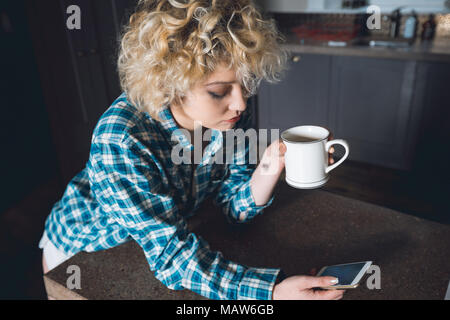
[0,0,449,299]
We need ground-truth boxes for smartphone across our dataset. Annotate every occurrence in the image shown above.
[316,261,372,289]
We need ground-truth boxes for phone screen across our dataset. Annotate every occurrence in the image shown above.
[319,262,369,285]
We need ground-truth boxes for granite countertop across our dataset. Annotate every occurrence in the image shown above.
[283,37,450,63]
[43,179,450,300]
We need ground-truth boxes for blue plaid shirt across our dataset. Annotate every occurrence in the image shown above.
[42,92,281,300]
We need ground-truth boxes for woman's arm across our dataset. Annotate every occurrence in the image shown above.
[212,110,284,223]
[89,135,281,300]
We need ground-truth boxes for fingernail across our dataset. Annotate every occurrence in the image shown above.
[330,278,339,284]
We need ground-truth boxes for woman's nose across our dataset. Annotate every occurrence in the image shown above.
[229,86,247,112]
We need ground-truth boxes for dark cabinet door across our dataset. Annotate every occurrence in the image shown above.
[411,61,450,180]
[89,0,139,106]
[258,53,332,132]
[27,0,137,184]
[328,56,418,170]
[0,0,58,212]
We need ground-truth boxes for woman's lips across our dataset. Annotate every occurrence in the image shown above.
[224,115,241,123]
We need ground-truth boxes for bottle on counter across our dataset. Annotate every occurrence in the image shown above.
[403,10,418,42]
[421,14,437,42]
[389,8,402,38]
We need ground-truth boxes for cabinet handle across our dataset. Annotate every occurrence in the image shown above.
[291,55,301,63]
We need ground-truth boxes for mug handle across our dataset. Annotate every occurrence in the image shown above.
[325,139,350,174]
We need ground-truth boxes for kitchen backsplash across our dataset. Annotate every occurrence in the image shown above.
[370,13,450,40]
[271,12,450,42]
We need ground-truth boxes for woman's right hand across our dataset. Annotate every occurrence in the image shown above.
[272,275,345,300]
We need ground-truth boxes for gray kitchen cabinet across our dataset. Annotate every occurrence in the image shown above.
[257,52,428,171]
[410,61,450,181]
[328,56,419,170]
[258,53,332,132]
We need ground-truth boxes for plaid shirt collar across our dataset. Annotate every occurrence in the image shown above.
[157,106,224,160]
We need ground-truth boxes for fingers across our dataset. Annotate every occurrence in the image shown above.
[313,288,345,300]
[267,140,286,155]
[328,147,335,165]
[303,276,339,289]
[278,275,346,300]
[334,291,345,300]
[279,141,287,154]
[327,132,334,141]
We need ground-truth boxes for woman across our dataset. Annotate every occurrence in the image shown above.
[39,0,343,300]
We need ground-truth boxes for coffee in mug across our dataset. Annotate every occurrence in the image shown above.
[281,125,349,189]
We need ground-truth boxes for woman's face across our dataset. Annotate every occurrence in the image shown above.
[170,63,248,132]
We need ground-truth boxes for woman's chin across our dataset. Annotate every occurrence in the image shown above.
[221,121,237,130]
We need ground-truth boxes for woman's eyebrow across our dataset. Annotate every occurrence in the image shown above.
[204,81,237,87]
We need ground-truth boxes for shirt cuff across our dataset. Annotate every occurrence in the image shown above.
[235,180,275,222]
[237,267,281,300]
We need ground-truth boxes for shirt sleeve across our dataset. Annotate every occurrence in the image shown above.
[88,135,281,300]
[213,162,274,224]
[213,109,275,224]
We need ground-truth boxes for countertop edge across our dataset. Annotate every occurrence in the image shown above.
[43,275,87,300]
[282,43,450,63]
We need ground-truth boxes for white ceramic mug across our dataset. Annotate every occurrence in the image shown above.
[281,125,349,189]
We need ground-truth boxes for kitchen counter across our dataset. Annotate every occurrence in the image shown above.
[283,38,450,63]
[43,179,450,300]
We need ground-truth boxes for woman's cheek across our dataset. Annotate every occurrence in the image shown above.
[205,108,226,124]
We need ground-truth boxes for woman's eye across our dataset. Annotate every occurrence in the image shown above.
[208,91,226,100]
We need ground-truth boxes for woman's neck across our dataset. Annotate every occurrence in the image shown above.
[169,104,195,131]
[169,104,209,161]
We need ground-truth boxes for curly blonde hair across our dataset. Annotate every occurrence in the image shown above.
[117,0,288,120]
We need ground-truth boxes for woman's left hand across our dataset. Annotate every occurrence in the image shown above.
[250,139,287,206]
[259,139,287,176]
